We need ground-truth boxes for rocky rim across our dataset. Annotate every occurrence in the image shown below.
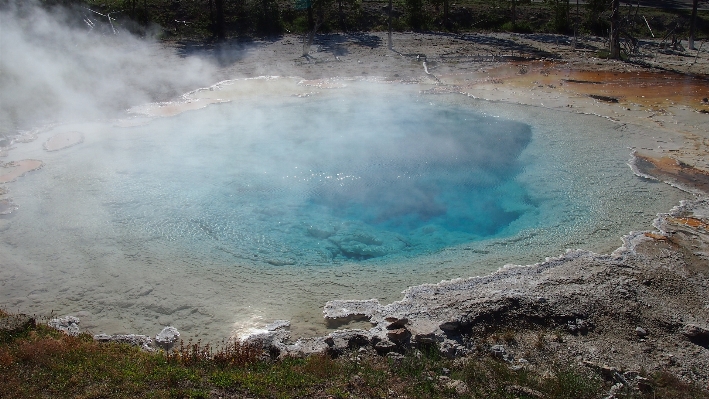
[6,31,709,392]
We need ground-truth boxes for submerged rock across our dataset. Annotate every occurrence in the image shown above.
[265,320,291,331]
[43,131,83,152]
[0,198,18,215]
[324,299,382,319]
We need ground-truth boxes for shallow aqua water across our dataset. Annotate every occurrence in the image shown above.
[0,81,691,340]
[103,90,535,264]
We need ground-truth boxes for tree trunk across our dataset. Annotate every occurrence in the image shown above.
[689,0,699,50]
[303,1,322,56]
[388,0,393,49]
[307,2,314,33]
[443,0,449,29]
[262,0,271,33]
[511,0,516,27]
[610,0,621,58]
[215,0,226,40]
[209,0,214,32]
[339,0,345,31]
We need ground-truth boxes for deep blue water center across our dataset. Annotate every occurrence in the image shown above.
[309,106,532,236]
[109,88,534,264]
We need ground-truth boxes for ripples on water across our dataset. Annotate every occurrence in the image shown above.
[0,81,691,340]
[105,90,534,264]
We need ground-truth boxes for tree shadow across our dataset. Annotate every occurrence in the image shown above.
[173,36,284,67]
[312,33,383,57]
[447,32,562,60]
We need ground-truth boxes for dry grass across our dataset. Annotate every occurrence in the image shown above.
[1,310,708,398]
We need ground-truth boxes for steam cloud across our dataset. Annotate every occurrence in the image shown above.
[0,0,218,134]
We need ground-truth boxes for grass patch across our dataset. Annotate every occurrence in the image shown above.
[2,313,709,398]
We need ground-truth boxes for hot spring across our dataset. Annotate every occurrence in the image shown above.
[0,79,690,340]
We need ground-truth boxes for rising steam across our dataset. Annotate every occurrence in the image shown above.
[0,0,218,134]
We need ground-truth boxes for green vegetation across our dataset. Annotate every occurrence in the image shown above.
[25,0,709,42]
[2,309,708,398]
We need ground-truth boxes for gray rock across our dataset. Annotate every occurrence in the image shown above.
[48,316,80,336]
[683,324,709,338]
[242,326,291,357]
[635,326,648,337]
[445,379,469,395]
[386,351,405,361]
[623,371,639,380]
[374,338,398,354]
[440,338,469,358]
[265,320,290,331]
[384,316,408,329]
[155,326,180,350]
[490,344,507,358]
[386,328,411,343]
[94,333,154,351]
[439,320,461,333]
[408,319,439,344]
[323,299,382,320]
[0,314,35,334]
[324,329,372,352]
[283,337,330,358]
[567,318,590,335]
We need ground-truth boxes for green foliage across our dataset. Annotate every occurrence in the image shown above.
[549,0,571,34]
[585,0,609,35]
[596,49,629,61]
[405,0,426,30]
[502,21,533,34]
[19,0,709,40]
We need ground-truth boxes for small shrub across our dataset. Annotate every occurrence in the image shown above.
[212,341,262,368]
[502,21,533,33]
[301,353,339,379]
[502,329,516,344]
[651,371,709,399]
[0,347,14,368]
[535,331,546,349]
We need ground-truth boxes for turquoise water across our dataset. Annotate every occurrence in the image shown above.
[0,81,691,340]
[102,88,534,264]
